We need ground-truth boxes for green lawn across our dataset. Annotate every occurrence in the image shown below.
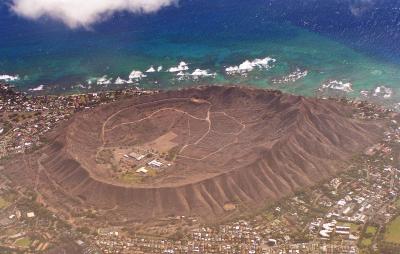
[359,226,377,249]
[0,197,10,209]
[395,198,400,209]
[366,226,377,235]
[361,238,372,247]
[120,172,142,184]
[384,216,400,244]
[15,237,31,248]
[341,222,361,234]
[147,168,158,177]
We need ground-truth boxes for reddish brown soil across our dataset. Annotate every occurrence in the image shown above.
[4,86,385,221]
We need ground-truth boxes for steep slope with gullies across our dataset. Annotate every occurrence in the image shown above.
[4,86,385,220]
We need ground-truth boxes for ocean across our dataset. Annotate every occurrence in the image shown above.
[1,0,400,104]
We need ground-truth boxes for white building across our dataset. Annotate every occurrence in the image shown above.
[26,212,35,218]
[148,160,163,168]
[136,167,148,174]
[129,152,145,161]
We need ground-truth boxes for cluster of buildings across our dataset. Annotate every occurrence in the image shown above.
[0,83,158,159]
[0,172,69,253]
[119,149,171,178]
[87,216,362,254]
[306,115,400,250]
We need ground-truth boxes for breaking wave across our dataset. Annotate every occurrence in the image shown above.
[225,57,276,76]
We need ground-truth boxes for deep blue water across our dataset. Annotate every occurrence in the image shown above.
[1,0,400,101]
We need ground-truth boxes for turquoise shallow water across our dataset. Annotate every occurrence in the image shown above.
[1,0,400,105]
[4,25,400,96]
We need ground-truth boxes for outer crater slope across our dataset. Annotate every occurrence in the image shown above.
[5,86,384,220]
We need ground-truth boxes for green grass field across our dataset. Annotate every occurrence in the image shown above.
[384,216,400,244]
[120,172,142,184]
[361,238,372,247]
[395,198,400,209]
[15,237,31,248]
[366,226,377,235]
[360,226,377,248]
[0,197,10,209]
[341,222,361,234]
[147,168,158,177]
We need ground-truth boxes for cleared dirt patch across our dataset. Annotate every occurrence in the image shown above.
[144,131,178,153]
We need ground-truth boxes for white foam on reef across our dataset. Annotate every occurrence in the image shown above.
[225,57,276,75]
[0,74,20,82]
[115,77,130,85]
[272,68,308,84]
[72,83,87,89]
[115,70,147,85]
[88,70,147,86]
[175,69,216,81]
[176,71,187,81]
[360,90,369,97]
[146,66,156,73]
[394,103,400,112]
[191,69,216,79]
[96,76,113,85]
[373,85,393,99]
[168,61,189,73]
[29,85,44,91]
[320,80,353,92]
[157,66,163,72]
[129,70,147,81]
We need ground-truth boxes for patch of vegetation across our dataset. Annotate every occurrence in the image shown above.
[120,172,142,184]
[263,211,275,221]
[147,168,158,177]
[361,238,372,247]
[342,222,361,234]
[110,162,119,172]
[366,226,377,235]
[96,149,114,164]
[360,226,377,249]
[77,226,91,234]
[169,227,185,241]
[0,197,10,209]
[0,121,12,135]
[384,215,400,244]
[2,191,18,203]
[166,147,179,161]
[14,237,31,248]
[395,198,400,209]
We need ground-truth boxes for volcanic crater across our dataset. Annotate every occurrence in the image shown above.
[6,86,385,220]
